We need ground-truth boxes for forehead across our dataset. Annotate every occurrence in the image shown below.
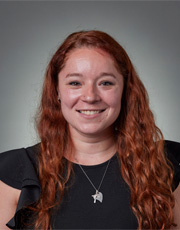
[62,47,118,72]
[67,47,111,58]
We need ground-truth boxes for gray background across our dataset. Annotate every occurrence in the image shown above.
[0,1,180,152]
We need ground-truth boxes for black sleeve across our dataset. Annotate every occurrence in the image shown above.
[0,144,40,189]
[165,140,180,191]
[0,144,41,229]
[0,147,26,189]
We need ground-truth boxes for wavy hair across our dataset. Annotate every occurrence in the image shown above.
[30,30,175,229]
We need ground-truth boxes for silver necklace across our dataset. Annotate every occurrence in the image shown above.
[78,158,111,203]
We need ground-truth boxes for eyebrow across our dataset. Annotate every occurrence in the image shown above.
[66,72,116,78]
[98,72,116,78]
[66,73,83,78]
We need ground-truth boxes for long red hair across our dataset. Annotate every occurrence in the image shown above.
[31,30,174,229]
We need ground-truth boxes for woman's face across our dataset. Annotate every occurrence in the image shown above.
[57,48,124,137]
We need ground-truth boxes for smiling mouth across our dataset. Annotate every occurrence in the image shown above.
[78,110,105,115]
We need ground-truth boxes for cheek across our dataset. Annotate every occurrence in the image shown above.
[60,89,80,107]
[105,91,122,108]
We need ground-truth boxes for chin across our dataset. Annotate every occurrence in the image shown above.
[79,126,113,136]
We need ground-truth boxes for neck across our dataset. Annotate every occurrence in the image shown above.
[65,128,117,165]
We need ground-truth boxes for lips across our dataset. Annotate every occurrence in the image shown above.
[77,110,105,115]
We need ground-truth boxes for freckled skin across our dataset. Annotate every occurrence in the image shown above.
[58,48,124,138]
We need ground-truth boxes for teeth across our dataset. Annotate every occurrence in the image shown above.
[79,110,101,115]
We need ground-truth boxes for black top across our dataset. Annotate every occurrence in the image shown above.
[0,140,180,229]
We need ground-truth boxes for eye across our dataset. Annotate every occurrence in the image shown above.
[100,81,114,86]
[68,81,81,86]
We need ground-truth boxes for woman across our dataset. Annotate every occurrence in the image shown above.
[0,30,180,229]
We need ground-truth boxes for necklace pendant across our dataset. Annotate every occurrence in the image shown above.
[92,190,103,203]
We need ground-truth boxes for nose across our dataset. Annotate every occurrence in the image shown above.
[81,83,100,103]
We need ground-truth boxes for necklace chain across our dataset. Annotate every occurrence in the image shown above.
[78,158,111,192]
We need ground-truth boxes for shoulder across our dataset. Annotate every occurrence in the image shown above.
[164,140,180,190]
[165,140,180,160]
[0,143,40,190]
[0,144,41,229]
